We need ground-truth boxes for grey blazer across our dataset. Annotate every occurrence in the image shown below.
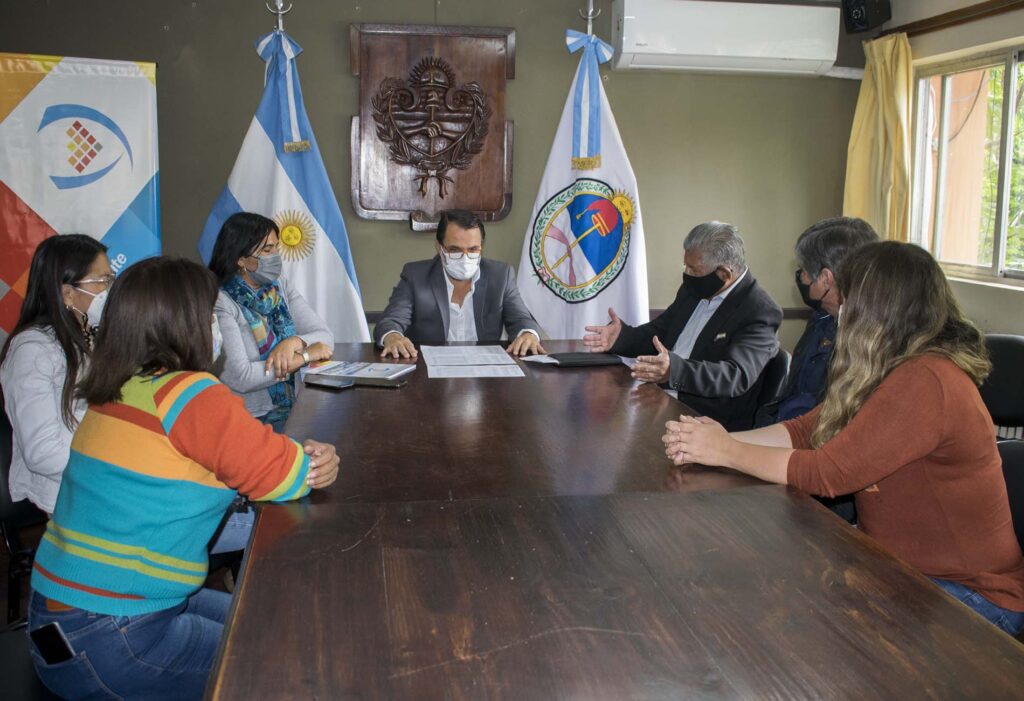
[373,257,541,345]
[215,275,334,419]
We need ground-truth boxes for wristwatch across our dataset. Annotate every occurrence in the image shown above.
[295,339,311,366]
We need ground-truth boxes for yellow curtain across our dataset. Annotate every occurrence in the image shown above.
[843,33,913,242]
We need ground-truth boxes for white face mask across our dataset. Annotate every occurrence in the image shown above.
[211,316,223,362]
[73,287,108,329]
[440,249,481,281]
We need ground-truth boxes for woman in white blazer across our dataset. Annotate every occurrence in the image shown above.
[207,212,334,433]
[0,235,111,514]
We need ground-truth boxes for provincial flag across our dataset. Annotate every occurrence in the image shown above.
[0,53,160,343]
[198,32,369,343]
[517,30,649,339]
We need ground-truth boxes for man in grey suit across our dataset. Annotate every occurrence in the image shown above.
[375,209,544,358]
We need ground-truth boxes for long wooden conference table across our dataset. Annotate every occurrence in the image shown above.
[207,341,1024,700]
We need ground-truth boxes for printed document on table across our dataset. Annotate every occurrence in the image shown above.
[426,365,525,378]
[420,345,517,367]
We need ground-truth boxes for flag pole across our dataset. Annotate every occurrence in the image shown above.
[578,0,600,36]
[266,0,292,32]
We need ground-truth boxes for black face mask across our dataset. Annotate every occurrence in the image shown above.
[684,270,726,299]
[795,269,829,311]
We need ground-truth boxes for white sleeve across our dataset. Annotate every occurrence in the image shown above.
[1,333,76,478]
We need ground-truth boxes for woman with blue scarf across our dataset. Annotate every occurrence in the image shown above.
[208,212,334,433]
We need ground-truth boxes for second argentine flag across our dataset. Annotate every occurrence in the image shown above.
[199,31,369,342]
[516,30,649,339]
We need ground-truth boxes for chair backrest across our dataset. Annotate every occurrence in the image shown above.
[0,394,48,549]
[758,350,791,408]
[998,440,1024,552]
[979,334,1024,429]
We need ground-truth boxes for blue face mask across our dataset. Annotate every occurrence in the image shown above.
[250,253,283,287]
[212,316,223,362]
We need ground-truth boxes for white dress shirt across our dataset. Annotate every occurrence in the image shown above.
[671,267,748,359]
[445,267,481,342]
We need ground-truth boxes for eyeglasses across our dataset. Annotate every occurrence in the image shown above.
[75,273,116,288]
[443,249,482,261]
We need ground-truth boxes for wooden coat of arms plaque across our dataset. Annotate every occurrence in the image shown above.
[350,24,514,231]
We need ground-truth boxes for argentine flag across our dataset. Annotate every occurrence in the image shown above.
[198,31,369,342]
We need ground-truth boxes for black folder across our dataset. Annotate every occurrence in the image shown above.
[547,352,623,367]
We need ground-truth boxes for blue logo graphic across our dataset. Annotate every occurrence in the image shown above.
[38,104,133,190]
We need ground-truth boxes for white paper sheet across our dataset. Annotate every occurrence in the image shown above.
[426,364,525,378]
[520,354,559,365]
[420,345,517,367]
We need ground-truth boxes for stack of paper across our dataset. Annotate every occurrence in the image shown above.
[421,345,525,378]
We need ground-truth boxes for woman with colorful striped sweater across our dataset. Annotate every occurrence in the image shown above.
[26,257,340,700]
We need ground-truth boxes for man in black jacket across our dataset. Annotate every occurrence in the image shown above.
[583,221,782,430]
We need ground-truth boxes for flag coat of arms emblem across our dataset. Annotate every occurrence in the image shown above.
[0,53,160,342]
[199,32,369,343]
[517,31,648,339]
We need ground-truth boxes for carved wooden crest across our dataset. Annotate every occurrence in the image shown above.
[371,57,491,198]
[350,24,515,231]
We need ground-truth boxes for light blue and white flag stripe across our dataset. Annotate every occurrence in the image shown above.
[566,30,614,167]
[198,31,369,342]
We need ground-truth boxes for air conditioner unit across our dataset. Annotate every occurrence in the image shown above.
[612,0,841,76]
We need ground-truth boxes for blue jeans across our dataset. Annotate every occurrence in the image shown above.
[27,588,230,700]
[931,578,1024,636]
[208,507,255,555]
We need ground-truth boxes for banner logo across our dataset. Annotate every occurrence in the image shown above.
[37,104,133,190]
[530,178,634,303]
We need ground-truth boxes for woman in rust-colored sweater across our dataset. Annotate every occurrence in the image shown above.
[662,241,1024,635]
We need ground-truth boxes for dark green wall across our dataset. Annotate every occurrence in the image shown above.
[2,0,861,344]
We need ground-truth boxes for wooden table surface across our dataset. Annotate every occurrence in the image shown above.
[209,487,1024,700]
[287,340,760,504]
[209,341,1024,700]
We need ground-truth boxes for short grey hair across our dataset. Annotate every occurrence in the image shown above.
[795,217,878,278]
[683,221,746,273]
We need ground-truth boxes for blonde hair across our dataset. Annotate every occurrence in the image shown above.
[811,242,990,448]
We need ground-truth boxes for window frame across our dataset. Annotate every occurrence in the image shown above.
[910,46,1022,283]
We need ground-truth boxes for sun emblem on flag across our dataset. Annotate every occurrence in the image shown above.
[529,178,634,304]
[274,210,316,261]
[611,191,635,233]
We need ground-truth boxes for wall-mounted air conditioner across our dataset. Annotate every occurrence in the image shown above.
[612,0,841,76]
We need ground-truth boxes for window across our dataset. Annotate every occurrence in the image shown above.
[911,47,1024,279]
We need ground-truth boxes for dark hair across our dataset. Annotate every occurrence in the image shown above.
[208,212,279,285]
[795,217,877,278]
[78,257,219,406]
[436,209,486,245]
[0,235,107,428]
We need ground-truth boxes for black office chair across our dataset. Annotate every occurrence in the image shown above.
[997,440,1024,552]
[0,402,48,626]
[757,349,791,408]
[979,334,1024,440]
